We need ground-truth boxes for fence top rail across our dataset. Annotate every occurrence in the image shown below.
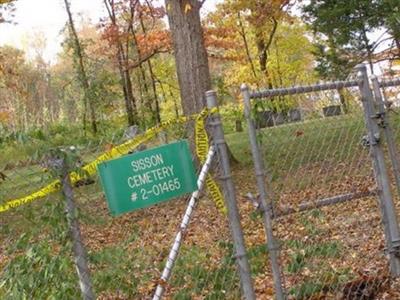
[378,77,400,88]
[249,79,360,99]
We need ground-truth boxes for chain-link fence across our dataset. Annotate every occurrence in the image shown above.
[237,63,400,299]
[0,113,246,299]
[2,63,400,300]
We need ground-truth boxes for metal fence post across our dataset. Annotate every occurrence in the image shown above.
[153,146,216,300]
[356,64,400,277]
[241,84,286,300]
[371,75,400,198]
[60,158,95,300]
[205,90,256,300]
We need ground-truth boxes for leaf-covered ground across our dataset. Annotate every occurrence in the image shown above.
[2,112,400,299]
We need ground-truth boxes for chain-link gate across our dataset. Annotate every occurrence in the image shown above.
[0,113,252,299]
[239,63,400,299]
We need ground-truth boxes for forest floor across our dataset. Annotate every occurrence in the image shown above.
[2,112,400,299]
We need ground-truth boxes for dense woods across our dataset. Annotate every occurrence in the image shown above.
[0,0,398,136]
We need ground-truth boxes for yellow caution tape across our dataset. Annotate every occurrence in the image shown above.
[0,113,204,213]
[195,109,210,163]
[69,115,191,183]
[0,181,61,212]
[195,109,227,214]
[205,175,226,214]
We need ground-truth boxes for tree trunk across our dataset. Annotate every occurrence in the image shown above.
[256,32,268,77]
[117,45,137,125]
[122,46,138,125]
[64,0,97,134]
[129,16,154,125]
[166,0,238,164]
[165,0,211,115]
[237,12,258,80]
[139,14,161,124]
[148,60,161,124]
[104,0,138,126]
[254,18,278,89]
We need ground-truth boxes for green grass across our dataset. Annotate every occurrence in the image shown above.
[170,241,270,300]
[0,120,188,205]
[0,199,79,300]
[226,112,366,170]
[89,246,143,297]
[248,244,269,274]
[227,109,400,176]
[286,241,342,274]
[289,267,352,299]
[0,165,53,201]
[284,210,350,299]
[286,211,342,273]
[0,111,374,206]
[2,221,150,299]
[171,242,239,299]
[225,112,381,200]
[286,239,350,299]
[3,108,400,205]
[0,240,79,300]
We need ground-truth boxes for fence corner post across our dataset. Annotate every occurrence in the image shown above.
[241,84,286,300]
[370,75,400,199]
[59,157,95,300]
[355,63,400,277]
[205,90,256,300]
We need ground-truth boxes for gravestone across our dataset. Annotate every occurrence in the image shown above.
[323,105,342,117]
[273,112,285,126]
[288,108,302,122]
[256,111,274,129]
[235,120,243,132]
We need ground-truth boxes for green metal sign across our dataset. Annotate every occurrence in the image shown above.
[98,140,198,216]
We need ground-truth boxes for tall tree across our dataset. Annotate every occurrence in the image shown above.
[137,8,162,124]
[312,37,356,80]
[247,0,290,87]
[165,0,211,115]
[103,0,138,126]
[312,37,358,113]
[0,46,29,130]
[206,0,291,94]
[102,0,168,126]
[205,2,315,100]
[303,0,382,74]
[63,0,98,133]
[0,45,61,130]
[302,0,391,113]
